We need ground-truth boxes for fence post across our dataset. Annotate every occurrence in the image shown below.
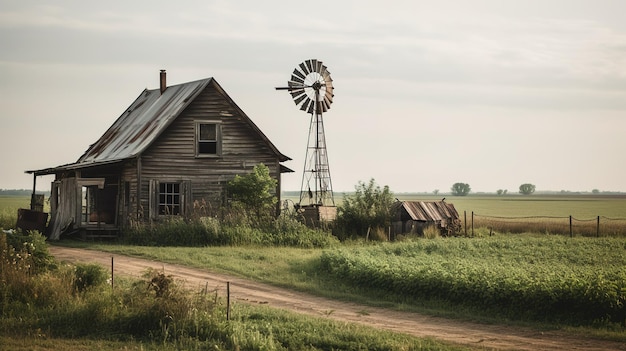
[471,211,474,237]
[464,211,467,236]
[597,216,600,238]
[569,215,573,237]
[111,256,114,291]
[226,281,231,321]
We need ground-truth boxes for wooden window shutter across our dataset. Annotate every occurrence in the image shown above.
[149,179,159,220]
[182,180,192,216]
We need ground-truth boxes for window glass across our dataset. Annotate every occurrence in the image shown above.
[197,123,219,156]
[199,124,216,141]
[158,182,181,215]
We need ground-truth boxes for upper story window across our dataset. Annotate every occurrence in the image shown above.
[196,122,221,156]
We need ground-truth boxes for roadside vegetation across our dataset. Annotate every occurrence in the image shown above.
[2,176,626,349]
[0,230,468,351]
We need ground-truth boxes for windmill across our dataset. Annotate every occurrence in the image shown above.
[276,59,337,222]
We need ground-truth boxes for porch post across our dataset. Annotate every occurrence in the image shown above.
[30,173,37,209]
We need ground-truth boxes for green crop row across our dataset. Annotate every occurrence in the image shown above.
[320,236,626,325]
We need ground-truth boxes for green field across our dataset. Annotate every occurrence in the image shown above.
[4,194,626,235]
[3,194,626,348]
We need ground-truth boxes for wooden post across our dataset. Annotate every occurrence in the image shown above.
[597,216,600,238]
[226,282,231,321]
[569,215,573,237]
[464,211,467,236]
[111,256,114,290]
[471,211,474,237]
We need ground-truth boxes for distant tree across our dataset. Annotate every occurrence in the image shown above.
[497,189,503,195]
[519,183,536,195]
[451,183,471,196]
[504,189,508,195]
[227,163,277,221]
[433,189,439,195]
[335,178,394,239]
[592,189,600,194]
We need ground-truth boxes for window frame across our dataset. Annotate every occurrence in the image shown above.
[195,121,222,157]
[149,179,191,219]
[157,182,181,216]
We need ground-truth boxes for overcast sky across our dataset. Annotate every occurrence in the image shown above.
[1,0,625,194]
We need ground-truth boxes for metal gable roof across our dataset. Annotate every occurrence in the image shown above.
[393,201,460,222]
[27,76,291,176]
[77,78,211,163]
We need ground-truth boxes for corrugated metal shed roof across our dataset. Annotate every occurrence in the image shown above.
[27,77,290,175]
[78,78,211,164]
[392,201,460,222]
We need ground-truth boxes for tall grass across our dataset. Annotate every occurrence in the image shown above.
[122,215,339,248]
[471,216,626,237]
[1,231,465,350]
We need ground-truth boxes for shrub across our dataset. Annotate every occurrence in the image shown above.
[423,225,440,239]
[74,263,108,293]
[335,179,394,240]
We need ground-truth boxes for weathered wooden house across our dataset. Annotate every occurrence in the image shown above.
[27,71,292,240]
[390,200,461,237]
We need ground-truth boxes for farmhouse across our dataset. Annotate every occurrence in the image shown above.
[27,71,292,240]
[390,200,461,237]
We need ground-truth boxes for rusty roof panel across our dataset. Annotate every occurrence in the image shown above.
[394,201,460,222]
[27,76,292,176]
[77,78,211,163]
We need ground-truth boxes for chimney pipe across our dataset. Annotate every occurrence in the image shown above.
[160,70,166,94]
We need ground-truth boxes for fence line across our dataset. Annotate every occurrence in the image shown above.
[464,211,626,237]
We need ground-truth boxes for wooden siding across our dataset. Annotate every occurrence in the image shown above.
[139,84,283,217]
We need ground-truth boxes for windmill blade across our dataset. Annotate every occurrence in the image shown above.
[320,100,328,112]
[299,62,310,76]
[322,99,331,112]
[288,81,305,89]
[320,64,328,75]
[300,98,311,112]
[325,85,334,96]
[307,100,315,114]
[314,60,323,74]
[290,75,304,84]
[311,59,320,73]
[305,60,314,74]
[324,94,333,105]
[323,72,333,84]
[292,68,306,82]
[293,93,307,105]
[290,90,305,102]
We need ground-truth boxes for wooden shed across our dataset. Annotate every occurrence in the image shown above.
[390,200,461,237]
[27,71,292,240]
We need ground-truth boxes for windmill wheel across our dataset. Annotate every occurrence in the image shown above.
[276,59,334,114]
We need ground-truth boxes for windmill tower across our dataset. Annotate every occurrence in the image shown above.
[276,59,337,223]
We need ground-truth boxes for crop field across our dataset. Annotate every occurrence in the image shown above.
[320,235,626,325]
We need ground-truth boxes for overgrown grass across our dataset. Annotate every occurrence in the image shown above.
[0,196,29,229]
[471,216,626,237]
[67,235,626,335]
[122,215,339,248]
[1,231,468,350]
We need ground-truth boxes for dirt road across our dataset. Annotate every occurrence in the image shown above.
[49,246,625,351]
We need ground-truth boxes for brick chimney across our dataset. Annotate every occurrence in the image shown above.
[160,69,166,94]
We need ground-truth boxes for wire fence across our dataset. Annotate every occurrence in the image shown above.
[461,211,626,237]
